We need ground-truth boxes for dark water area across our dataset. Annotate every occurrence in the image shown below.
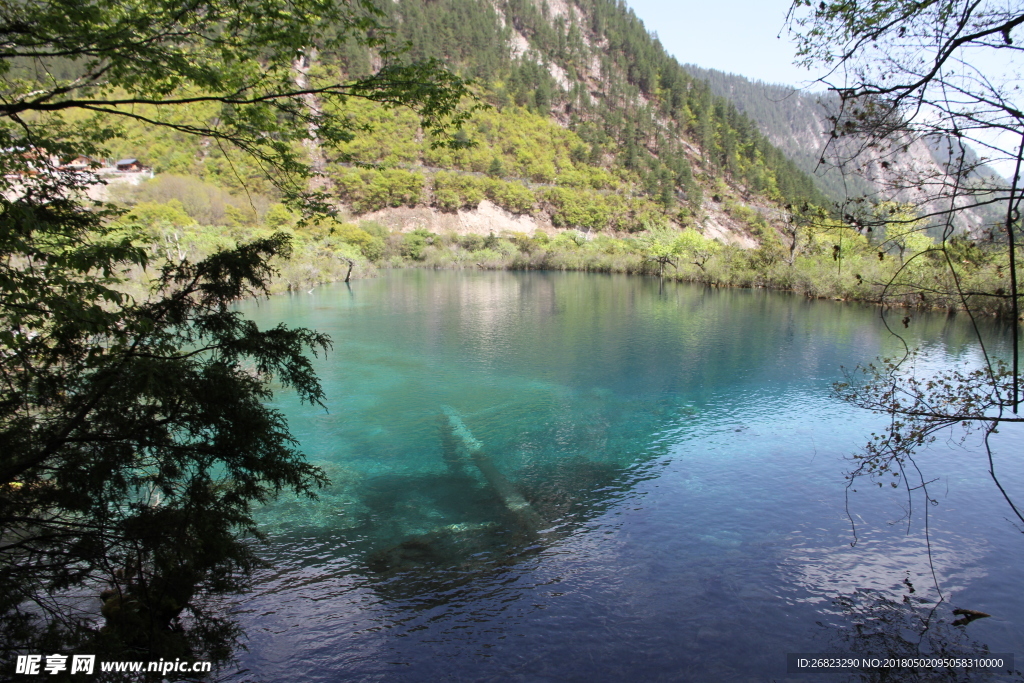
[231,270,1024,682]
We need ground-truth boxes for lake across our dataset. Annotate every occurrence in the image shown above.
[231,270,1024,682]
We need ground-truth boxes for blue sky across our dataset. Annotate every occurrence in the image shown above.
[622,0,1018,179]
[625,0,826,89]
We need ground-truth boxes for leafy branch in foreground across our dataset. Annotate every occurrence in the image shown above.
[1,226,331,666]
[0,0,477,212]
[835,355,1024,528]
[1,0,475,672]
[787,0,1024,547]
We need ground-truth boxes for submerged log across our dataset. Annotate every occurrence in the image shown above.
[441,405,542,532]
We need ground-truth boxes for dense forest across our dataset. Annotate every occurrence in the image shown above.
[104,0,826,237]
[679,64,871,203]
[97,0,1014,313]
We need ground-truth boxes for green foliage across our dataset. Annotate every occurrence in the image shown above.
[0,0,473,668]
[432,171,487,211]
[122,200,196,232]
[334,223,385,261]
[674,228,720,270]
[377,217,1014,316]
[546,187,611,231]
[487,156,506,178]
[0,213,330,664]
[401,229,434,260]
[112,174,268,227]
[487,179,536,214]
[879,203,933,263]
[265,203,299,230]
[335,168,425,213]
[225,204,258,227]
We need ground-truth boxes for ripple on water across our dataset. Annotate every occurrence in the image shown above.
[232,271,1024,682]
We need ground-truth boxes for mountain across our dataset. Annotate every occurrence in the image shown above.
[315,0,837,242]
[679,65,871,203]
[88,0,1016,306]
[106,0,831,246]
[682,64,1007,235]
[104,0,1012,246]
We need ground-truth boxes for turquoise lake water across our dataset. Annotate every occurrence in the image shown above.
[231,270,1024,682]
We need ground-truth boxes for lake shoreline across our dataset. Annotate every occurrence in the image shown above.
[291,260,1010,319]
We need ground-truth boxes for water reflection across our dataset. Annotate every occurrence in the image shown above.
[816,589,1021,682]
[231,271,1024,682]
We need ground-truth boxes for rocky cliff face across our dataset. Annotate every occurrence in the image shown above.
[684,64,1006,235]
[316,0,826,245]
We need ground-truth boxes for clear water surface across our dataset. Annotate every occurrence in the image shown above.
[231,270,1024,682]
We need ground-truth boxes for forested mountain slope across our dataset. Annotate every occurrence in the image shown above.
[680,66,871,203]
[109,0,828,244]
[76,0,1015,309]
[683,64,1006,234]
[332,0,829,237]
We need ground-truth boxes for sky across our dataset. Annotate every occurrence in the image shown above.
[624,0,1020,178]
[624,0,827,90]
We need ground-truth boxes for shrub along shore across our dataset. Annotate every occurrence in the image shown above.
[118,197,1015,317]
